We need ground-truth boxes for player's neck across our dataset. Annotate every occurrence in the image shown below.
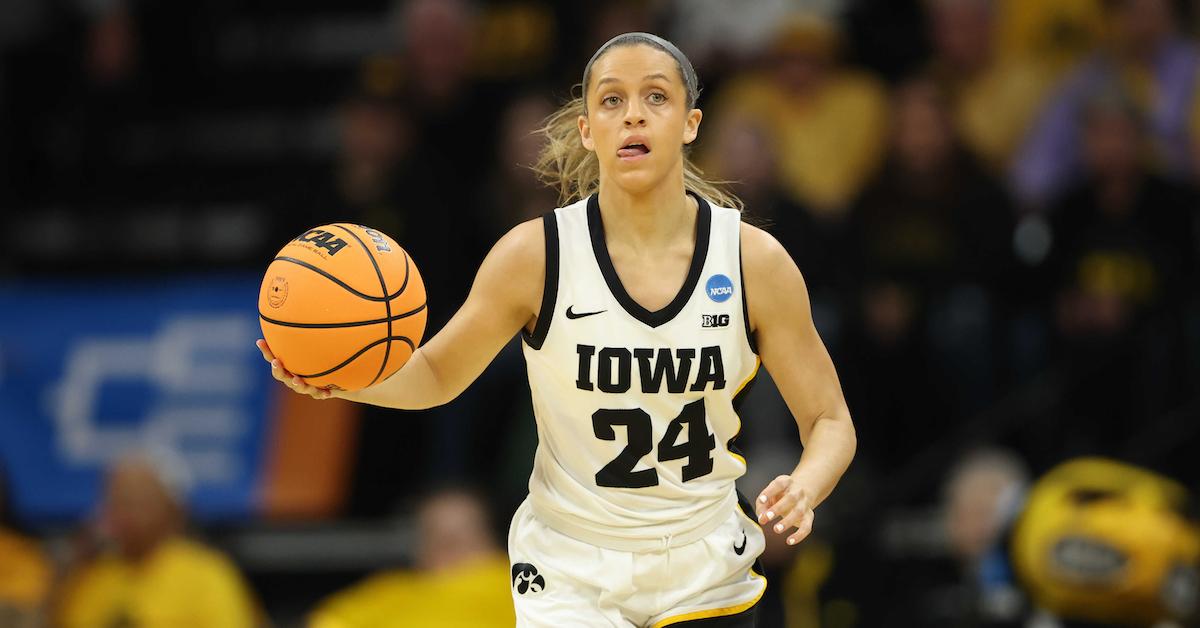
[596,178,695,253]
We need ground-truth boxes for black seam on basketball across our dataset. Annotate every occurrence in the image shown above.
[273,257,410,301]
[330,224,392,387]
[397,250,410,294]
[291,336,415,379]
[259,302,426,329]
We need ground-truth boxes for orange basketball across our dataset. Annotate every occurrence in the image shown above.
[258,223,427,391]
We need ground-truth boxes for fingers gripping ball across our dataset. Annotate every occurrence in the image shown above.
[258,224,427,391]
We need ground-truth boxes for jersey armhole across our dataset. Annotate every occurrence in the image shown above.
[522,211,559,350]
[738,231,759,355]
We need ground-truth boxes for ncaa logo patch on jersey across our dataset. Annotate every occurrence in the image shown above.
[706,274,734,303]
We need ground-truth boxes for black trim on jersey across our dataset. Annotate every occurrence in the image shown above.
[727,365,759,468]
[737,229,759,355]
[587,191,711,329]
[522,211,559,350]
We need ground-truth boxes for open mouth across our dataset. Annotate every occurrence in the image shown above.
[617,138,651,159]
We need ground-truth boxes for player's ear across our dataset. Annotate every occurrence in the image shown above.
[683,108,702,145]
[578,114,595,152]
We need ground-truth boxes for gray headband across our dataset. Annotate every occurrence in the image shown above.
[582,32,700,109]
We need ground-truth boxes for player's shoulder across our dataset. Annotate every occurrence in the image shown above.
[491,197,586,264]
[739,222,791,276]
[490,216,549,269]
[474,214,554,312]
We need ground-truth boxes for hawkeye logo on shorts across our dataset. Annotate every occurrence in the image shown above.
[512,563,546,594]
[706,274,734,303]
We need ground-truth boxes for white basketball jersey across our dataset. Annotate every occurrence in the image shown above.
[521,193,759,552]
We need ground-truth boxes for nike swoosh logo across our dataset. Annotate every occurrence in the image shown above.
[733,530,747,555]
[565,306,606,320]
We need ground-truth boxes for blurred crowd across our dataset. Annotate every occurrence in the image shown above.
[2,0,1199,626]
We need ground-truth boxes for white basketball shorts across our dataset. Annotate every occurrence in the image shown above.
[507,497,767,627]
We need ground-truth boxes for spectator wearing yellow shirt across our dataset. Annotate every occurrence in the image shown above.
[55,454,259,628]
[0,464,52,628]
[309,486,514,628]
[704,13,888,219]
[925,0,1058,172]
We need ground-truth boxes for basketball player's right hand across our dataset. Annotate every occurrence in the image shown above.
[256,339,336,400]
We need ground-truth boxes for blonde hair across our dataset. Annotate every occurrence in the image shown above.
[532,33,742,210]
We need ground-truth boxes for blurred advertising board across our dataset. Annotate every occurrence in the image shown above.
[0,275,357,524]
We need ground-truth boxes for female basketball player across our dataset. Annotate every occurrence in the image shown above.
[258,32,856,626]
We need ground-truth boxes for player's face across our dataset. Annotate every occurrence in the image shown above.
[579,45,702,195]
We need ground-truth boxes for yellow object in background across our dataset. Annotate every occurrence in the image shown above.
[708,71,888,217]
[0,528,51,611]
[1011,457,1200,626]
[950,58,1055,170]
[309,554,515,628]
[994,0,1105,74]
[56,537,258,628]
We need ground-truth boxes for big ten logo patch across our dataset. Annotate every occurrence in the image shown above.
[511,563,546,594]
[293,229,348,256]
[706,274,734,303]
[702,314,730,328]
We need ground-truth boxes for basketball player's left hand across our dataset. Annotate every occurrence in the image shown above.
[756,475,815,546]
[256,339,336,400]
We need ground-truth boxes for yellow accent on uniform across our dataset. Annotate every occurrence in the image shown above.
[651,577,766,628]
[726,358,761,468]
[308,554,515,628]
[56,537,258,628]
[649,503,769,628]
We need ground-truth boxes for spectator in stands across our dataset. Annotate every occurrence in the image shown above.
[925,0,1058,172]
[305,88,412,242]
[705,12,888,219]
[936,448,1031,626]
[1013,0,1200,206]
[0,462,51,628]
[55,453,259,628]
[1047,88,1197,342]
[309,486,514,628]
[1040,88,1198,459]
[846,75,1015,446]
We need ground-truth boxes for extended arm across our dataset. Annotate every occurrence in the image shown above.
[259,219,546,409]
[741,224,857,545]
